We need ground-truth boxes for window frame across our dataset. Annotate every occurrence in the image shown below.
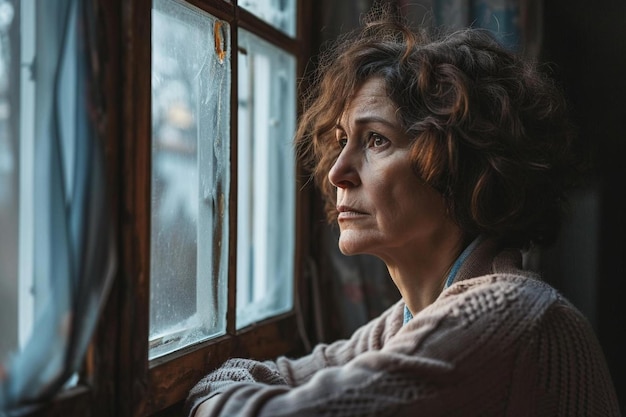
[110,0,314,416]
[5,0,314,417]
[9,0,314,416]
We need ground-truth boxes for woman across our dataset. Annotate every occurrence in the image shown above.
[186,10,620,417]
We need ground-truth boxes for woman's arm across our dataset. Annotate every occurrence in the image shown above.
[185,299,405,415]
[187,275,621,417]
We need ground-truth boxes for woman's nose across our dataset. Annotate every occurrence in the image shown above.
[328,144,360,189]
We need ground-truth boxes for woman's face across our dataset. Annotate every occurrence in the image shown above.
[329,77,459,262]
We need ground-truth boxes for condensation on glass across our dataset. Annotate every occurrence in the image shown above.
[150,0,230,360]
[239,0,296,37]
[236,29,295,329]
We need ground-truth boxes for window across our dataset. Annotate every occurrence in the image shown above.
[1,0,117,413]
[0,0,30,366]
[113,0,310,415]
[149,0,231,360]
[149,0,298,360]
[239,0,296,36]
[236,28,296,330]
[0,0,311,415]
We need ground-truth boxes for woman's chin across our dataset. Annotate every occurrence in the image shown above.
[338,244,357,256]
[338,235,370,256]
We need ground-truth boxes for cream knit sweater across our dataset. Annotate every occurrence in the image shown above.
[186,238,621,416]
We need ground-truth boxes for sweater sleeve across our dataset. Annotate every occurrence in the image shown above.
[274,299,406,385]
[185,299,406,416]
[184,278,509,417]
[189,315,450,417]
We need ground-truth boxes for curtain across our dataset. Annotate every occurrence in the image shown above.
[0,0,115,411]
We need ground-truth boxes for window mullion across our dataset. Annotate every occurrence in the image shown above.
[227,13,239,336]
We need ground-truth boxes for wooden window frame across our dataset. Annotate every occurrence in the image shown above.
[113,0,314,415]
[11,0,314,416]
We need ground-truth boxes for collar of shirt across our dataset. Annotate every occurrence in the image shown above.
[403,235,485,325]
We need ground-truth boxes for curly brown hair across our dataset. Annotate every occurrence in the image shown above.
[296,11,583,248]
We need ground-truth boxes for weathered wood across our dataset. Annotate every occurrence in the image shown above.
[143,314,303,415]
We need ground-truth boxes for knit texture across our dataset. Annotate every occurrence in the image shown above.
[186,238,620,417]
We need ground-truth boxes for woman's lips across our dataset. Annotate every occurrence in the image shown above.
[337,205,368,219]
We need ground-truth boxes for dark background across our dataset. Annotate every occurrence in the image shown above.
[540,0,626,410]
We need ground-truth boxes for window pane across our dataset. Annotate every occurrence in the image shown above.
[236,29,296,329]
[150,0,230,360]
[0,0,48,366]
[0,0,19,365]
[239,0,296,37]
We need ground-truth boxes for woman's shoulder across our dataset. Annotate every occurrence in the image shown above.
[436,270,589,340]
[444,243,579,325]
[395,271,593,367]
[446,271,564,314]
[449,271,555,301]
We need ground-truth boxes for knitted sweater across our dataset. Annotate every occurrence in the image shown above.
[186,238,621,416]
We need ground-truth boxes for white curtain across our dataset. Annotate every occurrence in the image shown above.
[0,0,115,411]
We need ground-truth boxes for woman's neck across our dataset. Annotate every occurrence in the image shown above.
[385,232,467,315]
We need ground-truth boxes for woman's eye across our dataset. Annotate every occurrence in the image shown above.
[368,133,388,148]
[338,138,348,149]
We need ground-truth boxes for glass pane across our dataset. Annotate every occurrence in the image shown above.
[150,0,230,360]
[0,0,47,368]
[236,29,296,329]
[239,0,296,37]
